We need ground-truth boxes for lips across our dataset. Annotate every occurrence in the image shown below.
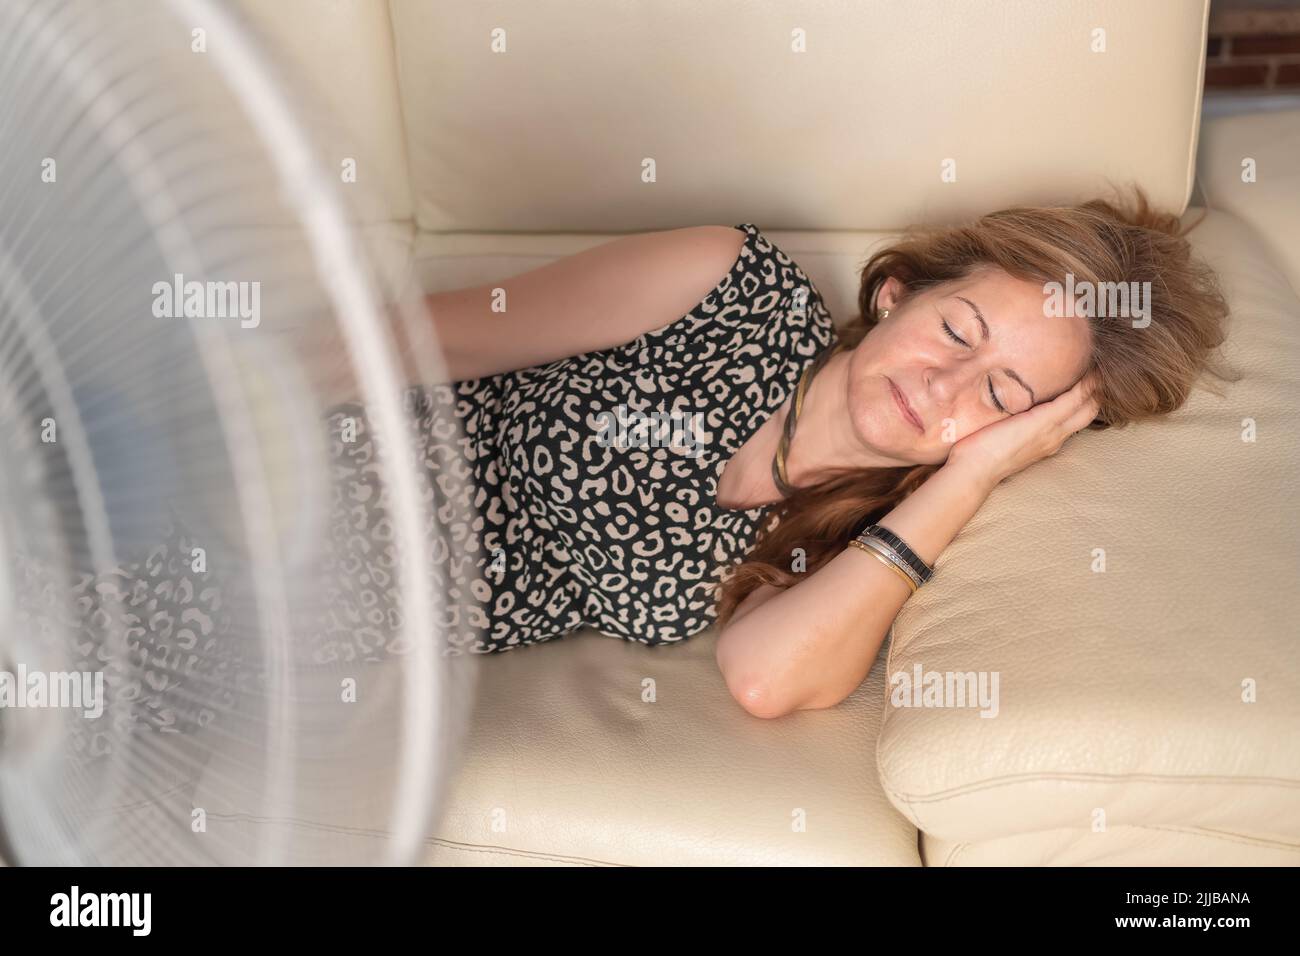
[888,378,924,433]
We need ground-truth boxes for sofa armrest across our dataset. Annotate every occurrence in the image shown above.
[1197,108,1300,296]
[874,210,1300,854]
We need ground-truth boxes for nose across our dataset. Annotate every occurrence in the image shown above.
[924,361,983,415]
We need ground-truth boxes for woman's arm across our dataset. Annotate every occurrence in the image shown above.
[289,225,744,404]
[422,225,747,381]
[714,459,998,719]
[715,375,1100,719]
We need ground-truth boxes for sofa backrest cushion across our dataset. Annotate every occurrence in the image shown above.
[389,0,1210,233]
[234,0,414,223]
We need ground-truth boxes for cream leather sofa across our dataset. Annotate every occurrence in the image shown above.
[94,0,1300,866]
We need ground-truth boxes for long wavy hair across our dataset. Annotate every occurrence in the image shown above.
[715,187,1238,625]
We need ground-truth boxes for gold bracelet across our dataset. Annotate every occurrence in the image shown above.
[847,538,919,594]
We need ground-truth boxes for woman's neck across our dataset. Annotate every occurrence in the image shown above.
[715,352,908,510]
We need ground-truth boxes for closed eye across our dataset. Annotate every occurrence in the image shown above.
[944,318,1008,413]
[988,377,1007,414]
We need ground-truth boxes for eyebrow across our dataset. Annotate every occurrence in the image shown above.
[955,295,1037,405]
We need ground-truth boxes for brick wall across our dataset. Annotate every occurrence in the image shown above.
[1206,2,1300,90]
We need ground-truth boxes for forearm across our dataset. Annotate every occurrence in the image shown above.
[717,460,998,716]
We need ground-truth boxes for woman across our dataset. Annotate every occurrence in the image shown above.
[51,190,1233,744]
[310,190,1232,715]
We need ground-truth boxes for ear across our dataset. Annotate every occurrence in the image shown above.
[875,276,904,315]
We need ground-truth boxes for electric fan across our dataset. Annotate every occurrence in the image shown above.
[0,0,478,865]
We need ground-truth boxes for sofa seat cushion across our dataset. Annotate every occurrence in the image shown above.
[184,627,920,866]
[425,627,918,866]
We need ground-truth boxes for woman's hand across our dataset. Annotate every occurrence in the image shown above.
[945,373,1101,488]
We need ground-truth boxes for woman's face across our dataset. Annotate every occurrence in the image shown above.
[844,267,1093,465]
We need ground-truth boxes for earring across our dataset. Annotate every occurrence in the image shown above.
[880,309,890,320]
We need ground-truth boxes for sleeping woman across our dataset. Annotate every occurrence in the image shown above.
[46,189,1232,739]
[317,189,1229,718]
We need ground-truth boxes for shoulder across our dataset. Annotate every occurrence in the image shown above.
[589,223,754,345]
[668,223,749,259]
[645,224,750,295]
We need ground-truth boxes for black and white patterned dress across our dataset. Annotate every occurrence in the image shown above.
[322,222,838,655]
[18,223,836,756]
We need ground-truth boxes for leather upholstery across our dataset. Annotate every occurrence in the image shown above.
[181,629,918,866]
[388,0,1211,233]
[1197,108,1300,295]
[924,824,1300,867]
[234,0,414,223]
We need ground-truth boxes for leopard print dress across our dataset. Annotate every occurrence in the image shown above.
[14,223,837,755]
[362,221,840,654]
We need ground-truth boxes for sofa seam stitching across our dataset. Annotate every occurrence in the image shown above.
[889,770,1300,804]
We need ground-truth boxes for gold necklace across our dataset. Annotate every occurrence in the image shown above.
[771,340,847,497]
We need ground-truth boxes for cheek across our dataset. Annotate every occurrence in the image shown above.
[845,367,927,450]
[844,374,876,437]
[935,405,984,446]
[935,415,968,447]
